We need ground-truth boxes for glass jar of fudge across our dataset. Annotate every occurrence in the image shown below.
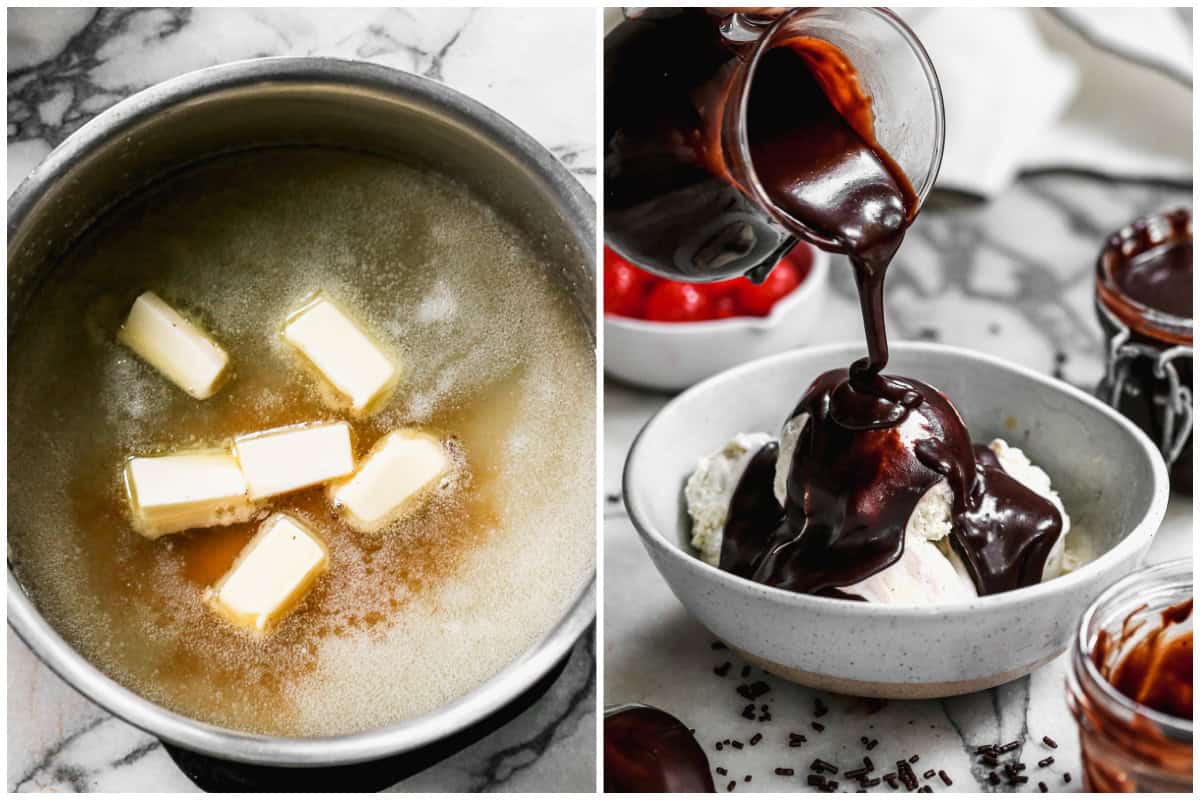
[1067,559,1192,792]
[1094,208,1192,492]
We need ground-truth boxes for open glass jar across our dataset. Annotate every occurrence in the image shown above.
[1067,559,1192,792]
[1094,208,1192,492]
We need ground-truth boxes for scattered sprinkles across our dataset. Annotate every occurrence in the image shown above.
[662,653,1076,795]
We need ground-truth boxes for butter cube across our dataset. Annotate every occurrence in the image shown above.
[234,421,355,501]
[205,513,329,633]
[283,293,397,413]
[330,430,450,532]
[124,449,256,539]
[118,291,229,400]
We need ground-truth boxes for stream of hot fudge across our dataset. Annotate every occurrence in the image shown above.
[718,37,1064,598]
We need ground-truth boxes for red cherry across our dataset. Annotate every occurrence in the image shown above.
[604,248,653,317]
[783,243,814,283]
[644,282,714,323]
[735,261,800,317]
[712,295,739,319]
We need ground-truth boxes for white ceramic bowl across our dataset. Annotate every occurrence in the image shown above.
[624,343,1169,698]
[604,247,830,392]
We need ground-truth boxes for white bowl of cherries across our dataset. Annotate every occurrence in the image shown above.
[603,243,830,392]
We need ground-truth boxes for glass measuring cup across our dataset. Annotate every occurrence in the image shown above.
[604,7,945,282]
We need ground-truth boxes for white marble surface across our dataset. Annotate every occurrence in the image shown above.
[604,170,1193,792]
[7,7,595,792]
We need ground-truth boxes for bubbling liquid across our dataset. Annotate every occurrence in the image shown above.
[8,148,595,736]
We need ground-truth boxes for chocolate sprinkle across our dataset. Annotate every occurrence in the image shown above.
[843,767,870,780]
[922,770,936,779]
[918,786,933,793]
[1038,781,1048,792]
[988,772,1000,785]
[744,775,752,783]
[749,733,762,746]
[1042,736,1057,749]
[775,768,795,776]
[863,756,874,771]
[811,722,825,732]
[909,754,920,764]
[814,697,829,717]
[865,739,879,751]
[998,740,1021,753]
[714,662,732,677]
[731,740,744,750]
[1063,773,1072,784]
[712,641,728,650]
[896,761,919,790]
[938,770,952,786]
[883,773,898,789]
[727,779,736,791]
[736,681,770,700]
[807,775,825,787]
[716,767,727,776]
[716,742,724,751]
[863,777,880,788]
[1038,757,1054,768]
[812,758,838,774]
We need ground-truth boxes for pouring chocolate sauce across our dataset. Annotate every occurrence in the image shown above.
[608,10,1060,597]
[714,32,1064,597]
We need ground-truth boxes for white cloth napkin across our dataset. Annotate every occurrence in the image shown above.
[900,7,1193,197]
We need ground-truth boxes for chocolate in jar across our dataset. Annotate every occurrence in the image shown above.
[1094,208,1193,492]
[1068,560,1192,793]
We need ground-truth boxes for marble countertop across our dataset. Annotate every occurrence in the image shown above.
[7,7,595,793]
[604,170,1192,792]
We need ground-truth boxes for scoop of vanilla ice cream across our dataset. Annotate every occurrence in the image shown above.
[685,432,774,566]
[843,533,978,604]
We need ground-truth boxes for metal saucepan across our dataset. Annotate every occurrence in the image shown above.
[7,57,595,770]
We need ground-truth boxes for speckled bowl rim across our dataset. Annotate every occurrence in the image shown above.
[624,341,1170,617]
